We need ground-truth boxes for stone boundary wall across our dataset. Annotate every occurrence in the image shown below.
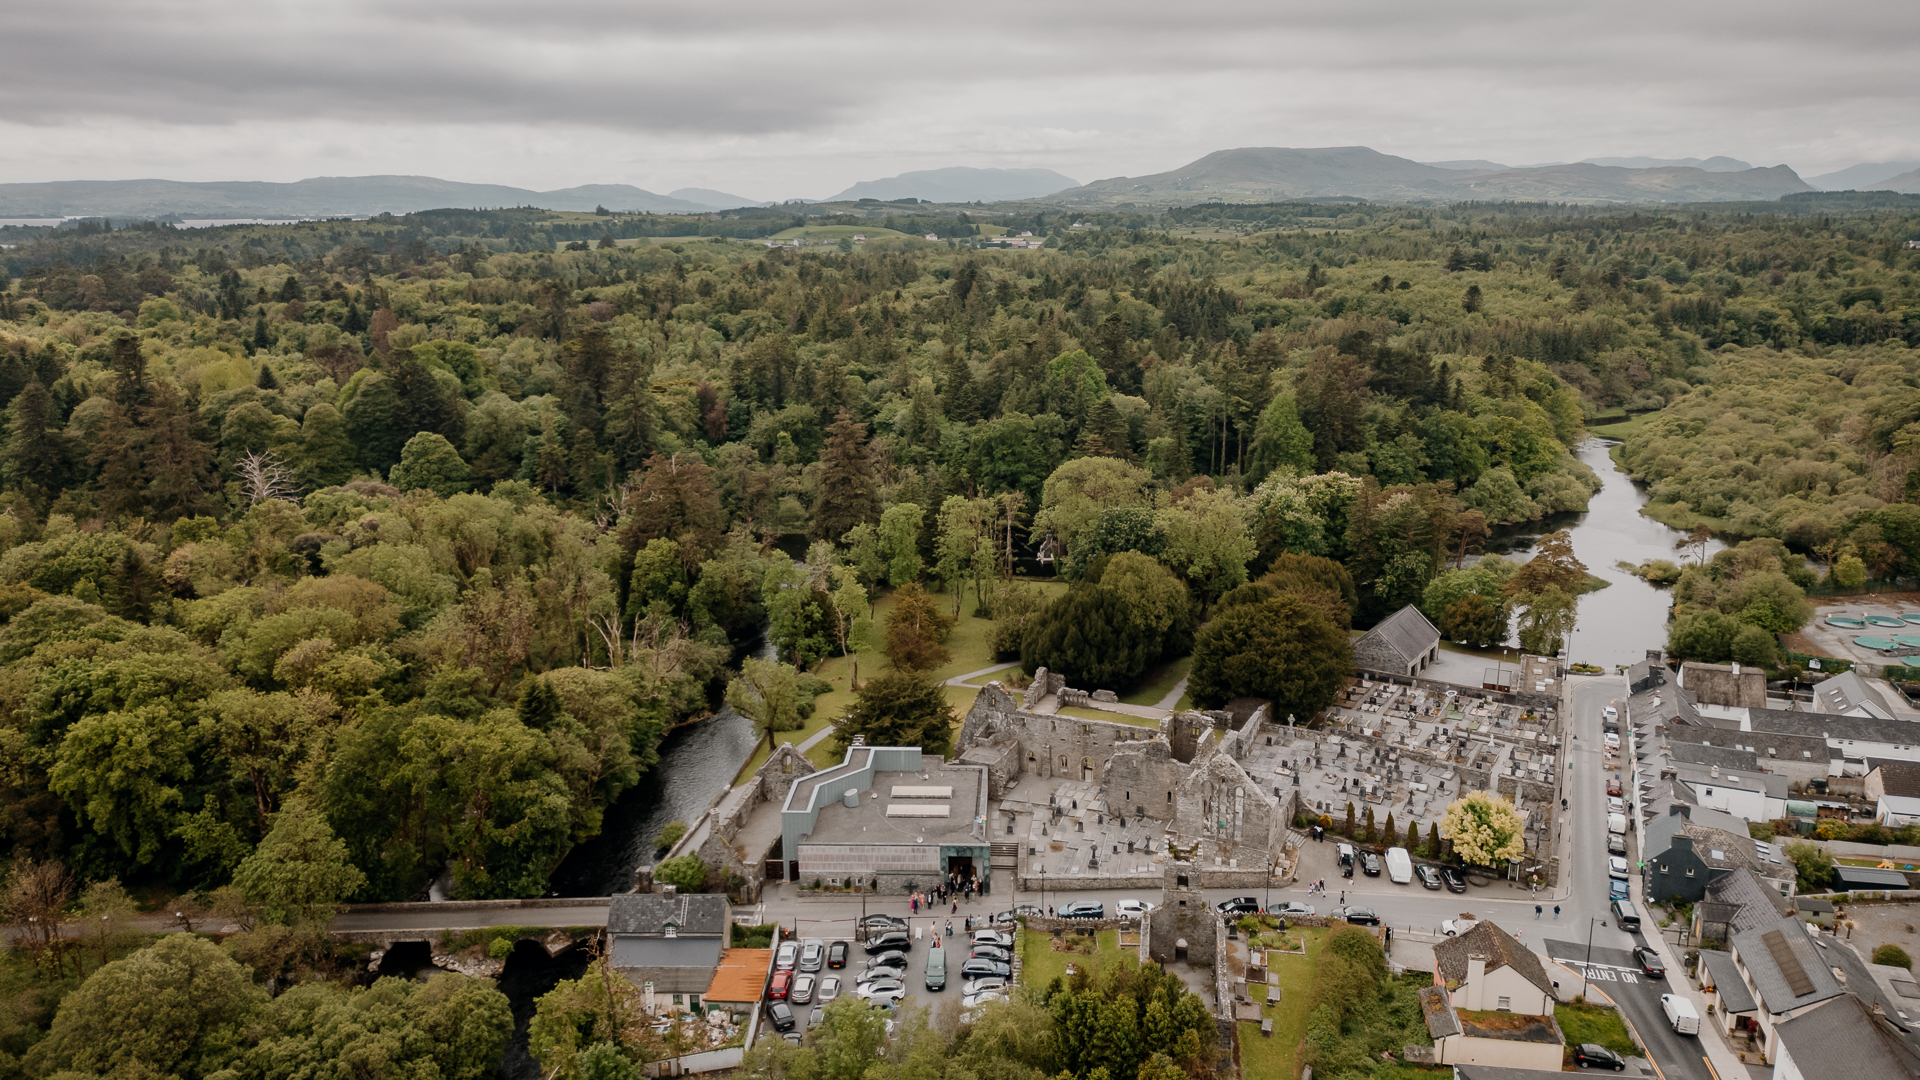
[1017,866,1281,891]
[1357,668,1561,714]
[340,897,611,915]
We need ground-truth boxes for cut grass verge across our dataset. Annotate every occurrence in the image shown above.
[1017,927,1128,989]
[1122,655,1192,706]
[1555,1000,1637,1059]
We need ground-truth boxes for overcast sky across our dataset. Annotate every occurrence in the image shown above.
[3,0,1915,200]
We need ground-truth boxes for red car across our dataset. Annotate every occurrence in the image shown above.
[769,970,792,1000]
[1607,777,1623,797]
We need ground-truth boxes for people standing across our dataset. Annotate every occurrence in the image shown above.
[1554,905,1561,920]
[1534,904,1542,919]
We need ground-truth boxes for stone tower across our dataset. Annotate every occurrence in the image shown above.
[1148,859,1217,968]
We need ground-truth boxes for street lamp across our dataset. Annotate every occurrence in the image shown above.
[1581,917,1599,999]
[1040,866,1047,918]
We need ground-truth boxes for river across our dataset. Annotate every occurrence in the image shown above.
[1483,437,1720,671]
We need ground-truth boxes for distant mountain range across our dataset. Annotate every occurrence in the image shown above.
[1582,155,1753,172]
[826,167,1080,204]
[0,175,747,218]
[669,188,769,209]
[1806,161,1920,191]
[1043,146,1814,206]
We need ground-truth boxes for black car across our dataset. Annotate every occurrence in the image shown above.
[1441,866,1467,893]
[768,1001,796,1032]
[1216,897,1262,915]
[1416,865,1443,890]
[859,915,907,933]
[1572,1044,1625,1071]
[1360,852,1382,876]
[1633,945,1666,978]
[1058,900,1105,919]
[1336,907,1381,926]
[970,944,1012,963]
[960,957,1012,978]
[864,950,909,972]
[865,931,911,954]
[827,941,848,969]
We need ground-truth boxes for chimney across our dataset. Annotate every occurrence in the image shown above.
[661,883,677,896]
[1711,765,1720,778]
[1465,954,1488,1011]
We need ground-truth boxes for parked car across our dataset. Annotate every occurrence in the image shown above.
[791,973,816,1005]
[925,946,948,992]
[775,941,799,970]
[1441,918,1479,936]
[1360,851,1382,876]
[1334,906,1381,926]
[992,904,1044,925]
[961,989,1006,1008]
[865,931,912,954]
[1607,833,1628,856]
[1417,864,1443,890]
[1336,842,1356,868]
[827,941,849,969]
[1633,945,1666,978]
[864,950,909,972]
[1216,897,1262,915]
[962,975,1008,996]
[1442,866,1467,893]
[1268,901,1315,916]
[1612,896,1641,932]
[970,929,1013,949]
[960,957,1012,978]
[1573,1043,1625,1070]
[1607,777,1624,797]
[768,1001,796,1032]
[1609,855,1630,877]
[969,944,1012,963]
[799,938,826,973]
[769,970,793,1000]
[1607,796,1625,813]
[856,981,907,1007]
[1609,877,1631,900]
[810,1005,827,1029]
[860,914,908,933]
[1115,899,1156,918]
[1058,900,1105,918]
[1604,731,1621,747]
[818,975,841,1003]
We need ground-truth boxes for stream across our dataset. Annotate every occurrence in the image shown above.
[1484,437,1720,670]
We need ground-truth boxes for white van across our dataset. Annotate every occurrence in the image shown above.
[1607,812,1628,836]
[1661,993,1699,1035]
[1384,847,1413,885]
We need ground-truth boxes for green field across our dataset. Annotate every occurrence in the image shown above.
[768,225,924,242]
[1017,927,1129,988]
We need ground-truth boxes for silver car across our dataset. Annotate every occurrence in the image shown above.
[791,973,816,1005]
[798,938,826,973]
[817,975,841,1002]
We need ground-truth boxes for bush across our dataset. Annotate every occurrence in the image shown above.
[1873,944,1913,970]
[654,855,708,892]
[489,935,515,960]
[654,820,688,853]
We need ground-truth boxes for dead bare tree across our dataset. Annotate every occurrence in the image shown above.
[235,449,301,506]
[4,858,76,975]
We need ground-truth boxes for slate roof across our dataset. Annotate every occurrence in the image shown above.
[1811,671,1896,719]
[1774,992,1920,1080]
[1645,807,1770,875]
[1419,983,1461,1038]
[1876,761,1920,799]
[607,892,731,936]
[1730,915,1846,1015]
[1359,605,1439,666]
[1434,920,1556,998]
[1675,763,1792,800]
[1670,741,1760,772]
[1700,950,1758,1014]
[1748,707,1920,749]
[1703,867,1793,935]
[1455,1067,1585,1080]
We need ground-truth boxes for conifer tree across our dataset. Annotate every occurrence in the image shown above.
[4,379,64,500]
[811,408,879,542]
[142,381,214,521]
[296,403,356,488]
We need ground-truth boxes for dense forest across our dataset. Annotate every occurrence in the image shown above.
[1,194,1918,1080]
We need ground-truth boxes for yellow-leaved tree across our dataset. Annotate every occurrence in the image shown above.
[1441,790,1525,868]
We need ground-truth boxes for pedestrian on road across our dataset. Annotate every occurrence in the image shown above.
[1534,904,1542,919]
[946,918,953,936]
[952,900,958,915]
[1339,890,1346,905]
[1049,905,1055,917]
[911,896,918,914]
[1554,905,1560,919]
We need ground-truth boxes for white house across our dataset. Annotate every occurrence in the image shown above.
[1434,921,1558,1015]
[1772,991,1920,1080]
[1866,762,1920,826]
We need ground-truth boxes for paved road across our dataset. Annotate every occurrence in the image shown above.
[1546,941,1710,1080]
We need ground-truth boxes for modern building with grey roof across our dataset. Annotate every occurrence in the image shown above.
[1352,605,1440,678]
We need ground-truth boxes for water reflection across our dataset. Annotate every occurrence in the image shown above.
[1482,438,1721,670]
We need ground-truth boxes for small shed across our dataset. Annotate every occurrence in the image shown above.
[1833,865,1911,891]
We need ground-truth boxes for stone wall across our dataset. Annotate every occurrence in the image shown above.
[681,742,818,902]
[1174,751,1285,860]
[1148,861,1221,971]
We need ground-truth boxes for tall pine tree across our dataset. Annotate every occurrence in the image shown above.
[812,408,879,542]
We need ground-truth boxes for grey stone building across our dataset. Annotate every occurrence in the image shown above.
[1352,606,1440,677]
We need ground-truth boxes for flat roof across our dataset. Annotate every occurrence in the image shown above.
[705,948,774,1004]
[800,760,987,847]
[891,785,952,798]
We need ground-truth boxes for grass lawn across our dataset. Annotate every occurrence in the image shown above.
[1054,704,1165,728]
[1555,1001,1637,1058]
[1017,927,1128,988]
[1592,408,1664,442]
[731,579,1066,781]
[1241,926,1327,1080]
[1122,655,1192,707]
